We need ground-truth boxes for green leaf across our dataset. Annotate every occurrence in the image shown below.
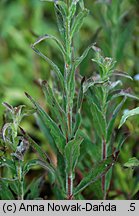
[71,9,89,38]
[113,70,133,80]
[25,177,42,200]
[54,3,66,39]
[91,103,107,139]
[72,77,85,137]
[56,1,68,16]
[9,180,19,196]
[79,0,84,9]
[25,93,66,154]
[77,77,85,111]
[0,180,15,200]
[74,153,118,196]
[124,157,139,168]
[31,41,64,90]
[65,137,83,175]
[107,89,139,103]
[116,134,127,151]
[32,34,66,60]
[107,97,126,143]
[67,66,76,109]
[23,159,55,176]
[119,107,139,128]
[74,43,94,69]
[72,111,81,137]
[0,157,16,174]
[69,1,77,20]
[20,127,51,163]
[35,115,57,153]
[42,81,67,136]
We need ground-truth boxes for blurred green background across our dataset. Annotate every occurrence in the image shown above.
[0,0,139,199]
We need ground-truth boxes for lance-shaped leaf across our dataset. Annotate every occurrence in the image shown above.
[67,66,76,109]
[54,3,66,40]
[71,9,89,38]
[65,137,83,175]
[0,157,16,173]
[0,180,15,200]
[31,38,64,89]
[124,157,139,168]
[79,0,84,9]
[42,81,67,136]
[91,103,107,139]
[77,77,85,111]
[72,77,85,137]
[25,93,66,154]
[107,97,126,143]
[73,152,119,196]
[119,107,139,128]
[23,159,55,176]
[107,89,139,103]
[74,43,95,69]
[20,127,51,163]
[32,34,66,60]
[69,1,77,20]
[117,134,128,151]
[72,111,81,138]
[68,0,81,20]
[56,1,67,16]
[113,70,133,80]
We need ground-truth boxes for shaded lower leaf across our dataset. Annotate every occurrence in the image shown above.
[0,180,15,200]
[25,177,42,200]
[73,153,118,196]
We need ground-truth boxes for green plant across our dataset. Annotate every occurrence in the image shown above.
[25,0,118,200]
[0,0,138,200]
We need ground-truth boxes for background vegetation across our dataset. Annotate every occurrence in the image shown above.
[0,0,139,199]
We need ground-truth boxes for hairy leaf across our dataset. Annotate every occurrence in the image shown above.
[0,180,14,200]
[74,153,118,195]
[119,107,139,128]
[31,43,64,90]
[74,43,94,69]
[23,159,55,176]
[71,9,89,38]
[107,97,126,142]
[42,81,67,136]
[124,157,139,168]
[25,93,66,154]
[65,137,83,174]
[91,103,107,139]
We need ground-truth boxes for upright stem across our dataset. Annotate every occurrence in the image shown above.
[101,86,108,199]
[102,137,106,198]
[17,161,24,200]
[67,173,73,200]
[65,1,73,200]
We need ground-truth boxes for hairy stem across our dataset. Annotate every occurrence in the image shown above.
[67,173,73,200]
[65,1,73,200]
[17,161,24,200]
[102,137,107,199]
